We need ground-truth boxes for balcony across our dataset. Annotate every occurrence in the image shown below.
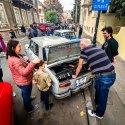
[12,0,34,9]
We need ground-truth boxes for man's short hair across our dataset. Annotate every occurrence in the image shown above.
[101,26,113,36]
[80,38,92,46]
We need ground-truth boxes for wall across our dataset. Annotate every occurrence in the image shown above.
[114,27,125,61]
[96,15,125,61]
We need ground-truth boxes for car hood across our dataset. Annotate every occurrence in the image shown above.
[47,41,80,65]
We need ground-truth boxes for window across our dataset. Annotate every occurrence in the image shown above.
[39,9,42,13]
[92,11,97,18]
[34,13,39,23]
[27,11,33,24]
[13,7,22,25]
[0,3,9,28]
[29,40,39,56]
[21,9,28,25]
[54,32,61,37]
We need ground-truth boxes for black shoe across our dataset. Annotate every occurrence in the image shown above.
[46,103,53,111]
[28,104,39,114]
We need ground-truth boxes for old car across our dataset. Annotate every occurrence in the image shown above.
[38,23,56,33]
[53,30,80,41]
[25,36,92,99]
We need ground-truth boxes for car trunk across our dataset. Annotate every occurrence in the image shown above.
[49,59,89,82]
[47,41,80,65]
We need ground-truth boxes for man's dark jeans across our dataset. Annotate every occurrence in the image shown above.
[0,68,3,82]
[94,73,116,117]
[18,83,34,111]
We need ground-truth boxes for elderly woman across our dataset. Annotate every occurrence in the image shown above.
[6,39,40,113]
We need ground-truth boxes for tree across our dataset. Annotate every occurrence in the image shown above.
[43,0,63,22]
[44,0,63,13]
[45,10,58,23]
[109,0,125,18]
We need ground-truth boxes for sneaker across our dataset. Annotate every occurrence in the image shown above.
[95,114,103,119]
[30,96,36,100]
[88,110,103,119]
[28,104,39,114]
[13,92,16,97]
[46,103,53,111]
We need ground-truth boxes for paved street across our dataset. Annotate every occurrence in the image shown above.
[1,37,125,125]
[1,37,89,125]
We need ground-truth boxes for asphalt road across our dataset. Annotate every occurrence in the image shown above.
[1,37,89,125]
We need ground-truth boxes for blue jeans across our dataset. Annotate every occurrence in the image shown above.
[18,83,34,111]
[94,73,116,117]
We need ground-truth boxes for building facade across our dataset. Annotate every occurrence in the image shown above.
[80,0,125,61]
[38,1,45,23]
[63,10,72,24]
[0,0,39,31]
[80,0,96,38]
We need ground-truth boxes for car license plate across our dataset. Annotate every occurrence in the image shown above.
[76,77,87,87]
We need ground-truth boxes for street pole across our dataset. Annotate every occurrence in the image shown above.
[92,10,101,45]
[75,1,78,23]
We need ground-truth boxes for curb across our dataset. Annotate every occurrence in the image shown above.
[84,87,98,125]
[113,81,125,106]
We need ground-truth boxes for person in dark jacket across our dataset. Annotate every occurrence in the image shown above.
[9,29,17,39]
[21,25,26,36]
[102,26,119,63]
[78,25,83,39]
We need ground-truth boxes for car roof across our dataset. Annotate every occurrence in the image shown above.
[31,36,72,47]
[54,30,75,33]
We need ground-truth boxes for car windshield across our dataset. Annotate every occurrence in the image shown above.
[62,32,76,39]
[54,32,61,37]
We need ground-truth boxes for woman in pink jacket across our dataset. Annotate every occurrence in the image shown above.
[6,39,40,113]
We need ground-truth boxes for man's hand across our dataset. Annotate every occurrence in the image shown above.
[73,58,84,78]
[72,75,77,79]
[113,57,116,64]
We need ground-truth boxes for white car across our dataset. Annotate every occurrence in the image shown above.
[53,30,80,41]
[25,36,92,99]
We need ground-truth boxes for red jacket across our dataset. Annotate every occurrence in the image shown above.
[8,56,36,86]
[0,82,14,125]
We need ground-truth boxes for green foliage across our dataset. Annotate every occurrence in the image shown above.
[110,0,125,18]
[45,10,58,23]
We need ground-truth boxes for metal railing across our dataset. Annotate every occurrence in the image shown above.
[12,0,33,6]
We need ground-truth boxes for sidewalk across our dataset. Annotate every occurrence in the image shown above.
[82,33,125,124]
[113,57,125,106]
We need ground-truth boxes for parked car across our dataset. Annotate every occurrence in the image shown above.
[25,36,92,99]
[53,30,80,41]
[38,23,56,33]
[37,23,46,32]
